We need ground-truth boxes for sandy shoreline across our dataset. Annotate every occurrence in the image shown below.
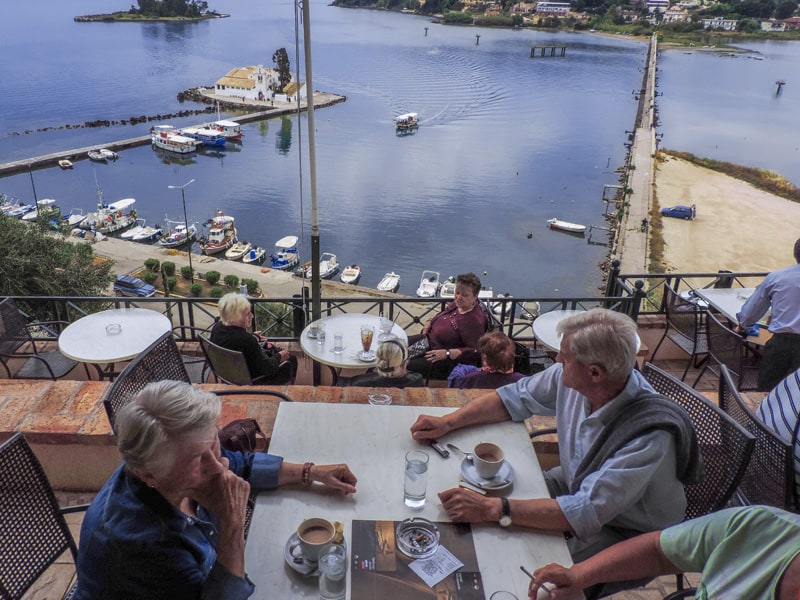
[654,154,800,275]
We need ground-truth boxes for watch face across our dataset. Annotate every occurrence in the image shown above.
[499,515,512,527]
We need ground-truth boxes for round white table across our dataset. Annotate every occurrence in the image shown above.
[58,308,172,378]
[300,313,407,371]
[531,309,586,352]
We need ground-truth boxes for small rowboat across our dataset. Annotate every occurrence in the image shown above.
[58,159,73,170]
[225,240,252,261]
[547,218,586,235]
[340,265,361,285]
[243,247,266,265]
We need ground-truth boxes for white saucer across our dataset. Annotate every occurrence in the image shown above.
[460,458,515,491]
[358,350,376,362]
[284,533,319,576]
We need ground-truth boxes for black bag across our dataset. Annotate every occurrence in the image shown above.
[218,418,269,454]
[514,342,533,375]
[407,336,431,359]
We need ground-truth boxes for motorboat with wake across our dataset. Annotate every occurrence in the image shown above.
[416,270,441,298]
[270,236,300,271]
[394,112,419,130]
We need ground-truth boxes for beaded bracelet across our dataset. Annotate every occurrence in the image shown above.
[301,461,314,485]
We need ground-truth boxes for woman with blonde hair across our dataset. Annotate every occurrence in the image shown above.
[350,338,424,388]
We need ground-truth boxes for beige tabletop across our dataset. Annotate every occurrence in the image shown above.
[300,313,408,370]
[58,307,171,364]
[244,403,573,599]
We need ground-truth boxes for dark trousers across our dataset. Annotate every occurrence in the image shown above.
[759,332,800,391]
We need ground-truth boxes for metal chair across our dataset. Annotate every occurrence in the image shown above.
[651,284,708,381]
[198,333,293,386]
[718,365,796,511]
[0,432,87,600]
[0,297,84,380]
[643,362,754,521]
[693,311,761,391]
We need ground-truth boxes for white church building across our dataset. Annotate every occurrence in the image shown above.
[214,65,307,103]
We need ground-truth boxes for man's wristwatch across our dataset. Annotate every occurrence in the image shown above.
[499,497,512,527]
[445,349,451,359]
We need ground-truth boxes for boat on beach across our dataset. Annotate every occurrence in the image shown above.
[547,218,586,235]
[340,265,362,285]
[416,270,441,298]
[199,210,237,255]
[439,276,456,299]
[377,271,401,293]
[157,220,198,249]
[225,240,252,261]
[394,112,419,130]
[242,246,266,265]
[270,236,300,271]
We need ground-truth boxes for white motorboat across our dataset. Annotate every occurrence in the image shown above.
[87,150,107,163]
[416,270,441,298]
[225,240,252,261]
[97,198,137,234]
[270,235,300,270]
[547,218,586,235]
[65,208,86,227]
[242,246,266,265]
[121,218,147,239]
[21,198,59,221]
[439,276,456,299]
[7,202,37,218]
[340,265,362,285]
[377,271,401,293]
[303,252,340,280]
[58,159,73,170]
[151,125,201,154]
[394,112,419,129]
[99,148,119,161]
[157,221,197,249]
[122,219,162,242]
[199,210,237,255]
[519,301,541,321]
[213,119,243,141]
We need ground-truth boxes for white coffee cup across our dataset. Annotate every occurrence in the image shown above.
[473,442,504,479]
[297,518,336,562]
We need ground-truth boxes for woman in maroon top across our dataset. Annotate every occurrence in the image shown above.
[407,272,488,380]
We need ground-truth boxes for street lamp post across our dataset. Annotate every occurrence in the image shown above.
[167,179,196,284]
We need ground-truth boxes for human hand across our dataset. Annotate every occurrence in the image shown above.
[309,463,358,494]
[425,349,446,363]
[528,564,580,599]
[410,414,451,441]
[437,487,498,523]
[192,456,251,529]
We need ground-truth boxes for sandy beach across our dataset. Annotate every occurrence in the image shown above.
[655,155,800,275]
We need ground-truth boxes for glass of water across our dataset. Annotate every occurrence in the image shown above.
[318,543,347,600]
[404,450,429,508]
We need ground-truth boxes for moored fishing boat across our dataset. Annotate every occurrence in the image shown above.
[270,235,300,271]
[180,127,227,147]
[377,271,401,293]
[394,112,419,130]
[157,220,198,249]
[547,218,586,235]
[340,265,361,285]
[97,198,137,234]
[212,119,243,141]
[199,210,237,255]
[151,125,202,154]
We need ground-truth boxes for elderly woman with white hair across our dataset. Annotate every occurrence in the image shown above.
[74,381,357,599]
[210,292,296,384]
[349,338,424,388]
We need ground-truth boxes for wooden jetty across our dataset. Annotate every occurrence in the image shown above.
[530,45,567,58]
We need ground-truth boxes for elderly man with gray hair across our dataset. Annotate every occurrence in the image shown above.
[411,308,701,597]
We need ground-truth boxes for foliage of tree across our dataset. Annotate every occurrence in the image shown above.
[272,48,292,91]
[0,216,114,297]
[442,10,473,23]
[775,0,798,18]
[132,0,209,17]
[144,258,160,272]
[735,0,775,18]
[224,274,239,289]
[161,261,176,276]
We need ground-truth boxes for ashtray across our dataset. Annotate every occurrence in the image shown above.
[105,323,122,335]
[395,517,440,559]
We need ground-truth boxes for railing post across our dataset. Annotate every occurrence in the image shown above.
[630,279,645,321]
[292,291,306,338]
[605,259,621,298]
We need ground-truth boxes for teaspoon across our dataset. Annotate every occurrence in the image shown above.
[446,443,473,462]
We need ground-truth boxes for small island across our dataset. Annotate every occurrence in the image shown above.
[75,0,227,23]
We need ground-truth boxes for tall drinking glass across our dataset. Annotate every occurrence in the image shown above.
[318,543,347,600]
[404,450,429,508]
[360,324,374,353]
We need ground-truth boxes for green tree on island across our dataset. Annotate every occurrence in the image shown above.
[272,48,292,91]
[130,0,210,18]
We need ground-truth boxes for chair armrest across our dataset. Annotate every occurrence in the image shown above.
[529,427,558,439]
[26,319,71,339]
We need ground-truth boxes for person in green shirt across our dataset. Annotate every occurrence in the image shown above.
[527,505,800,600]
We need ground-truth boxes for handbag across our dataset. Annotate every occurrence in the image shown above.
[218,418,269,453]
[407,335,430,359]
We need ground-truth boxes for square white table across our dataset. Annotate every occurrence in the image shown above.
[244,403,573,599]
[692,288,758,324]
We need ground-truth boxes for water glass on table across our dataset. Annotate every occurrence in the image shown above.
[318,543,347,600]
[333,331,344,354]
[404,450,429,508]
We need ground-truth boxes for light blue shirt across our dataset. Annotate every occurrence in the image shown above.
[497,365,686,541]
[737,263,800,334]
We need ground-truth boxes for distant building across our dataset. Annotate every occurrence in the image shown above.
[782,16,800,30]
[214,65,307,102]
[535,1,570,15]
[761,19,786,31]
[664,6,689,21]
[511,2,535,14]
[702,16,738,30]
[646,0,669,14]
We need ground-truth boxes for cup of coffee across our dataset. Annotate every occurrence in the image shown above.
[473,442,504,479]
[297,518,336,562]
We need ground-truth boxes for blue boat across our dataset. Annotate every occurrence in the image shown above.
[179,127,227,148]
[270,235,300,271]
